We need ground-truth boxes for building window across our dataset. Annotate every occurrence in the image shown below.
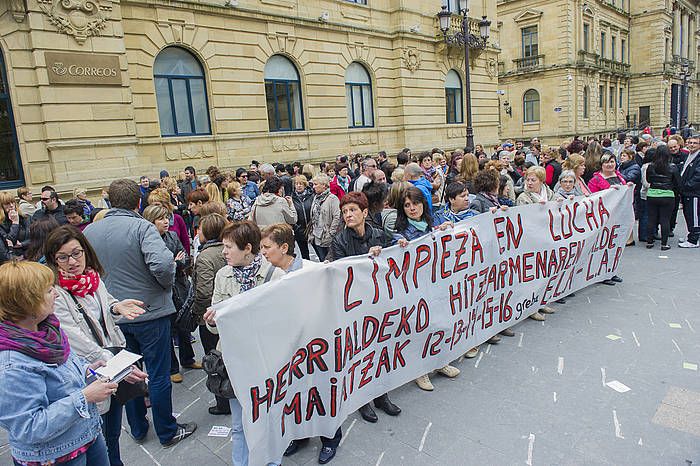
[621,39,626,63]
[445,70,464,124]
[264,55,304,132]
[611,36,616,61]
[522,26,539,58]
[345,62,374,128]
[583,86,589,118]
[583,23,590,52]
[446,0,462,13]
[601,32,606,58]
[0,49,23,189]
[154,47,211,137]
[523,89,540,123]
[609,86,616,109]
[599,85,605,108]
[619,87,624,108]
[346,0,367,4]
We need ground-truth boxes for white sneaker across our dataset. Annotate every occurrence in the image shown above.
[678,241,699,248]
[415,374,434,391]
[437,365,461,378]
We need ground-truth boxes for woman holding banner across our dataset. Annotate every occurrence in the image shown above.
[393,187,462,391]
[329,192,402,432]
[515,166,557,321]
[587,153,634,285]
[203,220,284,466]
[259,224,341,463]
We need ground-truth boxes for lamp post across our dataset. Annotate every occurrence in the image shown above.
[438,2,490,149]
[681,61,690,128]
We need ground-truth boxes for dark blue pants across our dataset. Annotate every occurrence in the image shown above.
[120,316,178,444]
[102,400,124,466]
[312,243,329,262]
[636,197,648,242]
[682,196,700,244]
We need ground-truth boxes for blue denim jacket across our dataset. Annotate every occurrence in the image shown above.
[0,350,102,463]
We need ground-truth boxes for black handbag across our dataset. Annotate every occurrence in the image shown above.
[175,281,199,333]
[200,266,277,400]
[68,294,149,404]
[202,350,235,399]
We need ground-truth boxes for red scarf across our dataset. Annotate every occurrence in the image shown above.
[58,269,100,297]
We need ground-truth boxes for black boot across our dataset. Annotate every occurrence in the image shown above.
[284,438,308,456]
[358,403,378,423]
[374,394,401,416]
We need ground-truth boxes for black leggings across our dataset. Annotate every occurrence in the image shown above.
[647,197,675,246]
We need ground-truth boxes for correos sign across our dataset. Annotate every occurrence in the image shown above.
[46,52,122,86]
[67,65,118,77]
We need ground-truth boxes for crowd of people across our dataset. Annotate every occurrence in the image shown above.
[0,128,699,466]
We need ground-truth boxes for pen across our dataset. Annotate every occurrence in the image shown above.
[88,368,99,378]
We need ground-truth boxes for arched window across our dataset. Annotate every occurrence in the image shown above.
[264,55,304,132]
[445,70,463,124]
[523,89,540,123]
[583,86,589,118]
[154,47,211,137]
[0,49,23,188]
[345,62,374,128]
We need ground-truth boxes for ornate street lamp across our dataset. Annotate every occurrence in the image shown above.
[437,3,490,149]
[681,61,690,127]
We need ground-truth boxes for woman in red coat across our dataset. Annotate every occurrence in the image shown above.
[329,163,352,200]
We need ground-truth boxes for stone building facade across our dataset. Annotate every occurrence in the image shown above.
[497,0,700,144]
[0,0,500,194]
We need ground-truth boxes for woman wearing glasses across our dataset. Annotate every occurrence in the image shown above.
[45,226,147,466]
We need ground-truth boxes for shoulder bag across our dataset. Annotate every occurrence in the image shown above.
[202,266,276,399]
[68,293,148,405]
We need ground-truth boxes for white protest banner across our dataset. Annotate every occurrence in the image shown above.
[215,187,634,463]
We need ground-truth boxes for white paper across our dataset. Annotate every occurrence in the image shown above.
[606,380,631,393]
[208,426,232,437]
[96,350,142,382]
[683,362,698,371]
[669,323,682,329]
[606,334,621,341]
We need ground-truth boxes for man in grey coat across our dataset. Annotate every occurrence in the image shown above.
[84,179,197,447]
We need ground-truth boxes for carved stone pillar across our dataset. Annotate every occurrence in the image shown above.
[682,9,689,58]
[674,3,681,57]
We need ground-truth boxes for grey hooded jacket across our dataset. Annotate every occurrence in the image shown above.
[84,208,175,323]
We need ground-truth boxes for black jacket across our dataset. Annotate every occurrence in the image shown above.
[292,188,314,234]
[330,223,387,261]
[0,216,30,256]
[545,160,562,189]
[646,163,681,194]
[162,230,191,310]
[32,205,68,225]
[681,151,700,197]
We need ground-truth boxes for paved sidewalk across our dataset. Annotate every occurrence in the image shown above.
[1,241,699,465]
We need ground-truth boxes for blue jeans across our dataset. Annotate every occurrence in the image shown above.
[14,434,109,466]
[120,316,178,444]
[102,400,123,466]
[312,243,329,262]
[229,398,280,466]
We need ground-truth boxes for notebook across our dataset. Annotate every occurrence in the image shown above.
[96,350,142,383]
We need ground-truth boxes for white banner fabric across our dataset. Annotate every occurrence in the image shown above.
[214,187,635,464]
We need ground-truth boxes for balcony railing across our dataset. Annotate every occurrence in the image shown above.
[435,14,486,50]
[513,55,544,71]
[577,50,598,66]
[450,14,482,37]
[597,57,630,74]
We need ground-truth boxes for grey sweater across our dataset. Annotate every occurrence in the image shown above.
[84,208,175,324]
